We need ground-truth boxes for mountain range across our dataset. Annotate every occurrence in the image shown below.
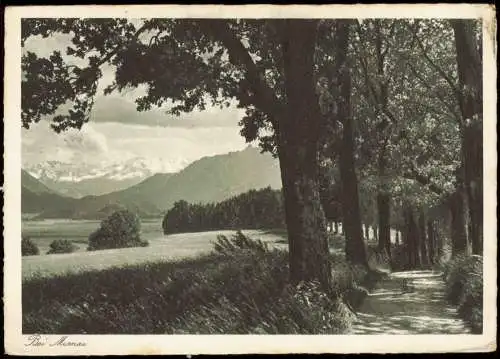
[22,170,76,215]
[22,146,283,220]
[24,158,160,198]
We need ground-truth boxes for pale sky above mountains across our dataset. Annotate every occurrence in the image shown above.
[22,24,249,174]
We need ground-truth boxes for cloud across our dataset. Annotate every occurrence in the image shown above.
[62,125,109,154]
[22,119,248,173]
[23,29,244,129]
[23,33,88,68]
[22,122,110,167]
[90,95,244,129]
[95,122,248,172]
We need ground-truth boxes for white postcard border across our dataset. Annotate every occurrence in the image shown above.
[4,4,497,355]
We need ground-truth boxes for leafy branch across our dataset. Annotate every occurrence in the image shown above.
[407,62,462,126]
[411,27,462,104]
[200,20,284,129]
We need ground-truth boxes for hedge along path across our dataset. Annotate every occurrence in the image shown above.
[350,270,471,334]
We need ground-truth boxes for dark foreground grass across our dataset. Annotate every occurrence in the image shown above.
[23,232,373,334]
[443,254,483,334]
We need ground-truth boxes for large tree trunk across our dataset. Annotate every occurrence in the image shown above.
[449,186,469,257]
[403,208,413,269]
[377,192,391,259]
[412,209,422,269]
[451,19,483,256]
[373,21,392,262]
[418,208,429,267]
[404,205,421,269]
[435,217,445,263]
[279,19,332,290]
[463,128,483,255]
[427,220,436,265]
[334,20,368,267]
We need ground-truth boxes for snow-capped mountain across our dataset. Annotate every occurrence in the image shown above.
[25,146,282,220]
[23,157,187,198]
[27,158,151,182]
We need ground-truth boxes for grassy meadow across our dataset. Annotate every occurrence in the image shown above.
[22,218,162,255]
[22,218,288,279]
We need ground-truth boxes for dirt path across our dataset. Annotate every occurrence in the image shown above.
[350,270,470,334]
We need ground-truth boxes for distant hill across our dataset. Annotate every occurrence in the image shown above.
[32,193,161,220]
[21,170,76,214]
[40,176,148,198]
[21,170,160,219]
[26,146,282,220]
[21,170,57,195]
[102,145,283,211]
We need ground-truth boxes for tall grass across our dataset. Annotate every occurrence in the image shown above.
[23,231,371,334]
[443,254,483,334]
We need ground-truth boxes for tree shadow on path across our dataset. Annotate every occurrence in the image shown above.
[350,270,471,334]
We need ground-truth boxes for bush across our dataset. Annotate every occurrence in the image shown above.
[366,243,392,271]
[88,210,149,251]
[47,239,78,255]
[443,254,483,333]
[213,230,269,256]
[22,236,39,256]
[23,232,362,334]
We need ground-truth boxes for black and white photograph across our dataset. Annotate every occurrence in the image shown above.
[3,4,497,355]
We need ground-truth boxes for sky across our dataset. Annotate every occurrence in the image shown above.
[21,25,249,175]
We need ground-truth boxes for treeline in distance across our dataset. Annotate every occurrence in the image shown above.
[162,187,285,234]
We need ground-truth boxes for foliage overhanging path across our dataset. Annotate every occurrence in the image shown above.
[350,270,470,334]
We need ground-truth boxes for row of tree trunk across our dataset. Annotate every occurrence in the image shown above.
[402,205,442,269]
[267,19,481,288]
[274,19,370,290]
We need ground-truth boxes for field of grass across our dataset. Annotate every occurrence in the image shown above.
[21,218,393,282]
[22,219,287,279]
[22,218,164,255]
[23,232,364,334]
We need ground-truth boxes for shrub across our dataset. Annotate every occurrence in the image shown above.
[47,239,78,255]
[366,243,392,271]
[88,210,149,251]
[22,236,39,256]
[213,230,269,255]
[433,244,453,271]
[443,254,483,333]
